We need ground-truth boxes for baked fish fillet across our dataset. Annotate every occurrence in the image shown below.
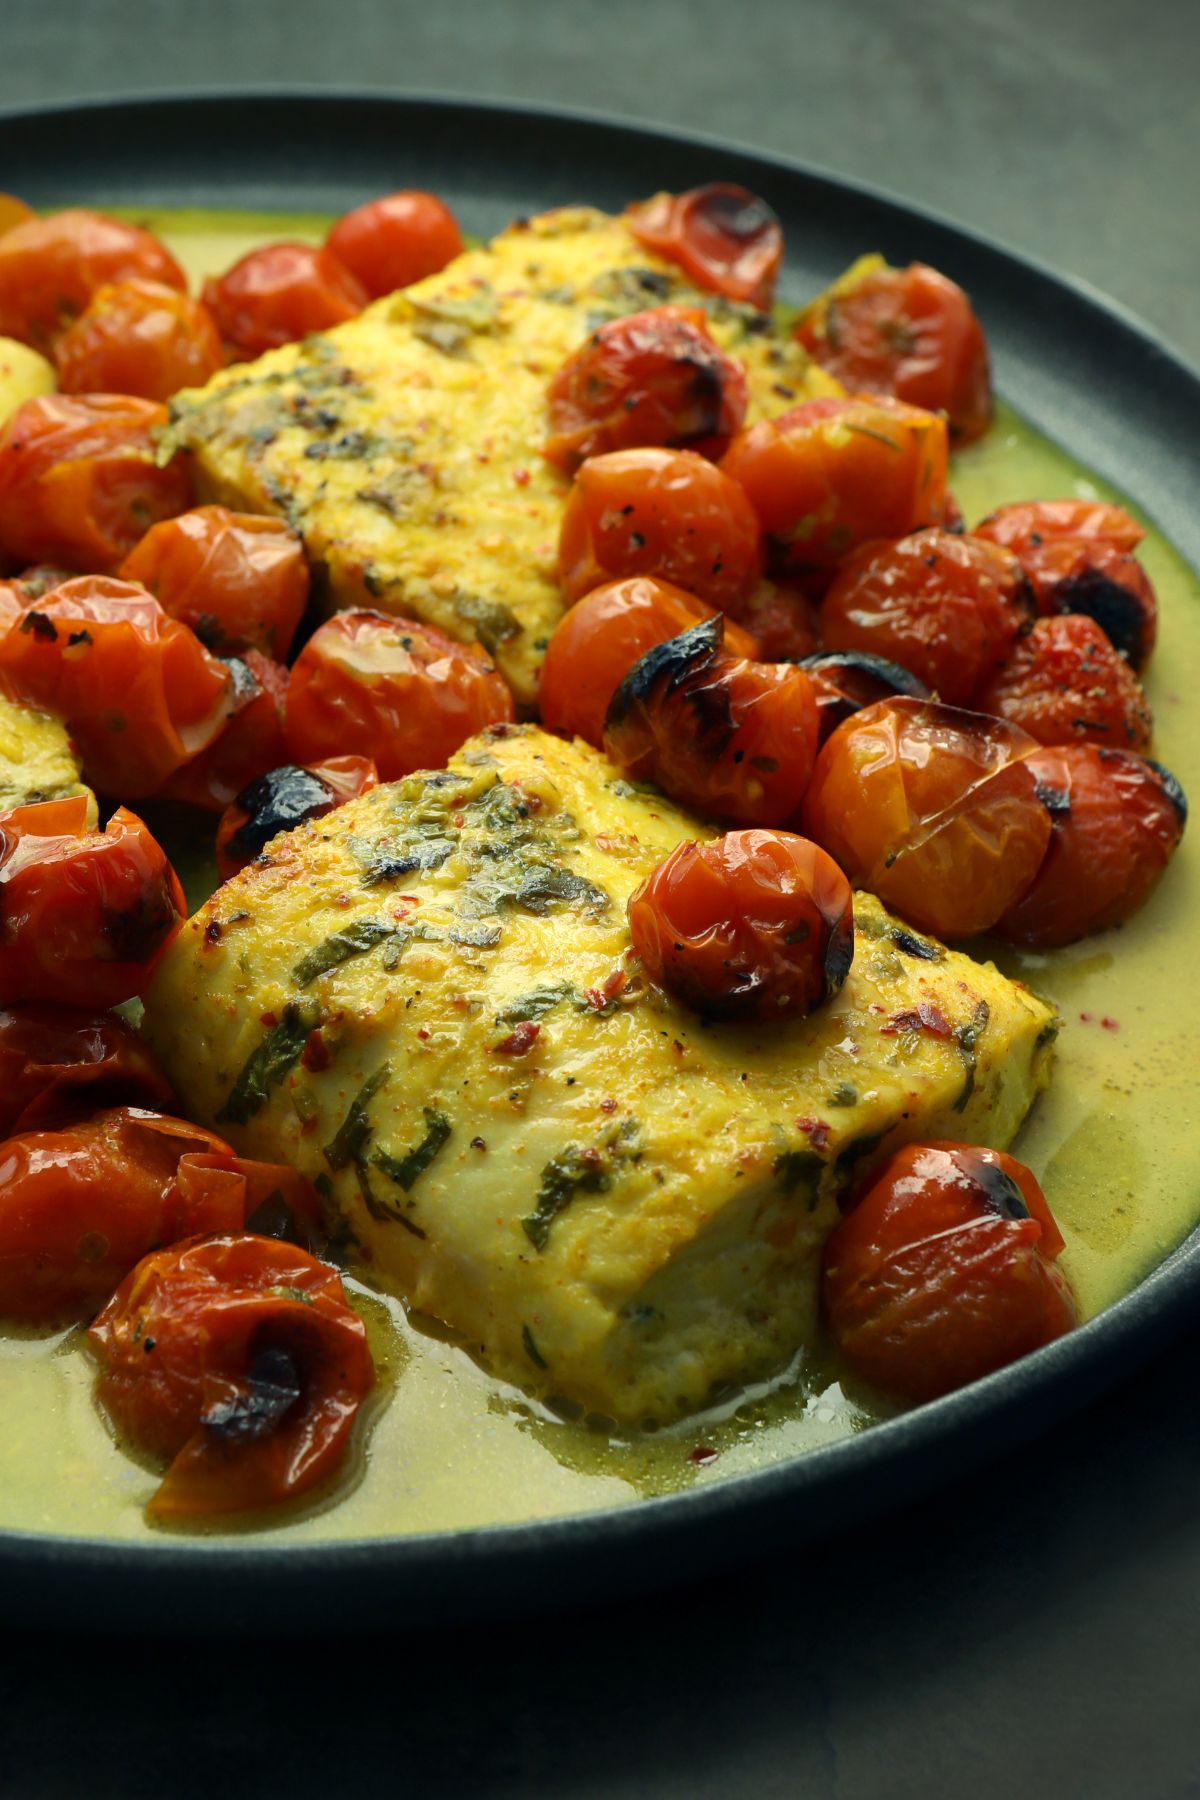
[164,207,837,707]
[0,694,94,821]
[141,726,1057,1426]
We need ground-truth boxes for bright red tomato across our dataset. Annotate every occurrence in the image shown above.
[819,527,1029,706]
[538,574,758,749]
[202,242,366,360]
[54,279,224,402]
[0,796,186,1008]
[628,829,854,1022]
[216,754,380,881]
[284,611,514,780]
[119,505,310,659]
[0,1003,177,1136]
[604,614,821,826]
[89,1233,373,1516]
[159,650,290,813]
[0,209,186,354]
[0,575,231,797]
[822,1142,1076,1401]
[720,394,949,579]
[627,184,784,309]
[326,190,465,299]
[544,306,749,472]
[801,697,1051,939]
[795,256,992,442]
[976,614,1152,752]
[558,447,763,612]
[997,745,1186,947]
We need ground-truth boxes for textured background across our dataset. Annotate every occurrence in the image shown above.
[2,3,1199,1796]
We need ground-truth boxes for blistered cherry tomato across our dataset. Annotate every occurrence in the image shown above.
[159,650,290,813]
[558,447,763,612]
[822,1142,1075,1402]
[800,649,930,743]
[972,500,1157,670]
[0,209,186,354]
[976,614,1152,752]
[202,242,366,360]
[285,611,514,780]
[89,1233,373,1516]
[545,306,748,473]
[735,580,821,662]
[54,279,224,402]
[998,745,1186,947]
[0,194,35,237]
[819,528,1029,706]
[605,614,820,826]
[628,829,853,1022]
[801,697,1051,939]
[0,797,185,1008]
[0,393,192,573]
[539,574,758,749]
[0,1004,176,1136]
[326,190,464,299]
[627,184,783,310]
[0,575,231,797]
[120,505,310,659]
[216,754,379,881]
[721,394,949,579]
[796,255,992,442]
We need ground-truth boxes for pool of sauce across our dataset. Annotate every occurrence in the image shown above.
[2,211,1198,1543]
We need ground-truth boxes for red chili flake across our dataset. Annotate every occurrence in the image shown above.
[688,1446,719,1466]
[417,1027,431,1042]
[301,1029,331,1073]
[881,1001,953,1038]
[1079,1011,1093,1024]
[795,1116,831,1152]
[495,1021,541,1057]
[599,1097,618,1114]
[586,969,628,1013]
[259,1011,279,1029]
[513,467,531,487]
[454,813,465,828]
[1101,1015,1120,1032]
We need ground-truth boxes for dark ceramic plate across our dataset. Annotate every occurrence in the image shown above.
[2,92,1198,1635]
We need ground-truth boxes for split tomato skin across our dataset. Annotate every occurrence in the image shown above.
[800,649,931,744]
[89,1232,373,1516]
[0,797,186,1009]
[0,209,186,355]
[627,184,783,310]
[54,279,224,403]
[720,394,949,578]
[202,242,366,360]
[822,1142,1076,1403]
[216,754,379,881]
[795,255,992,443]
[0,393,193,574]
[558,446,763,612]
[998,745,1186,948]
[326,190,465,298]
[119,505,310,660]
[158,649,290,814]
[0,1003,177,1137]
[819,527,1030,706]
[538,574,758,749]
[801,696,1051,939]
[545,305,749,472]
[976,614,1152,752]
[284,610,514,781]
[628,829,854,1022]
[604,614,820,827]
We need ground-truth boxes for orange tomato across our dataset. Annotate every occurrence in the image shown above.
[627,184,783,309]
[158,649,290,813]
[54,279,224,402]
[120,505,310,659]
[0,208,186,354]
[976,614,1152,752]
[0,1003,177,1136]
[326,190,464,298]
[202,242,366,359]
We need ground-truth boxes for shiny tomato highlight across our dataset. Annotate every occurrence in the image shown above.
[326,190,465,298]
[54,279,224,402]
[203,241,366,360]
[216,754,379,880]
[159,649,290,813]
[976,614,1152,752]
[0,209,186,354]
[120,505,310,659]
[627,184,784,309]
[0,1003,177,1136]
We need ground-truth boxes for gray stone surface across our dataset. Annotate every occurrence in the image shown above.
[1,4,1198,1796]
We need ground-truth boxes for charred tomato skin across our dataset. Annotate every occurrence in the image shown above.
[626,184,784,310]
[822,1141,1076,1402]
[628,829,854,1022]
[976,613,1152,752]
[799,649,931,744]
[215,754,379,881]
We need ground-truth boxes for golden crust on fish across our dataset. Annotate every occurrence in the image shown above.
[0,694,95,820]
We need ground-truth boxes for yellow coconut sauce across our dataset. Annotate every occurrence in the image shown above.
[0,211,1197,1543]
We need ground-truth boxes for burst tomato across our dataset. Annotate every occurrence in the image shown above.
[0,209,186,355]
[628,829,854,1022]
[735,580,821,662]
[604,614,820,826]
[976,614,1152,752]
[0,797,186,1007]
[799,649,931,743]
[795,254,992,442]
[0,574,231,797]
[89,1232,373,1515]
[538,574,758,749]
[0,393,192,573]
[627,184,784,310]
[544,305,749,472]
[0,1003,177,1136]
[202,242,366,360]
[54,279,224,402]
[819,527,1029,706]
[998,745,1186,947]
[822,1142,1075,1401]
[720,394,949,579]
[120,505,309,659]
[801,697,1051,939]
[216,754,379,881]
[158,650,290,813]
[284,611,514,780]
[326,190,465,299]
[558,446,763,612]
